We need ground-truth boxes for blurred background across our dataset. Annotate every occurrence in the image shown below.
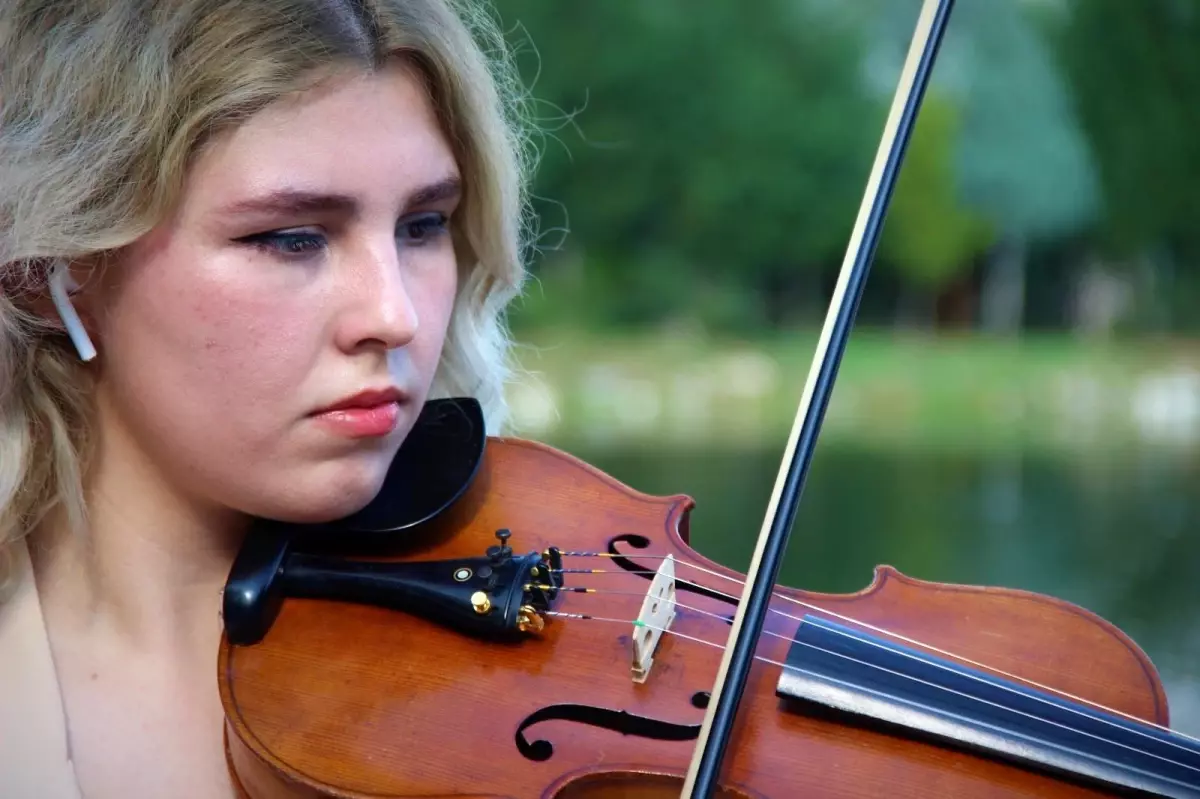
[488,0,1199,735]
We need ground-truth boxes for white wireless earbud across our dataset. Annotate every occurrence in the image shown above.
[48,261,96,362]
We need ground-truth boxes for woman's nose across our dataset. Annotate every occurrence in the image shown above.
[334,243,420,353]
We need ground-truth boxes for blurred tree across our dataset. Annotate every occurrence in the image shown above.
[492,0,1192,336]
[954,0,1099,334]
[1047,0,1200,331]
[878,92,993,324]
[492,0,879,331]
[860,0,1099,333]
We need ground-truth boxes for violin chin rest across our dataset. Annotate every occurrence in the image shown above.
[221,397,487,644]
[333,396,487,539]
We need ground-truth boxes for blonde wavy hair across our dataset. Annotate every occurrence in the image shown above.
[0,0,536,590]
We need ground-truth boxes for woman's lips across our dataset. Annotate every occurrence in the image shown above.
[311,401,401,438]
[309,387,408,438]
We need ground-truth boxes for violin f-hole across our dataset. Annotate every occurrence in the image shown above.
[607,535,737,607]
[514,703,702,762]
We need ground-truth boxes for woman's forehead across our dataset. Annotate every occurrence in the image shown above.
[183,66,459,217]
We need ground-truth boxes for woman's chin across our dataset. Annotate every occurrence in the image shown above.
[244,462,393,525]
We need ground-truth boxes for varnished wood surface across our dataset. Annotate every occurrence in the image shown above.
[220,436,1170,798]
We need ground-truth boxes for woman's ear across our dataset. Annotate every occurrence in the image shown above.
[4,259,100,362]
[48,260,97,361]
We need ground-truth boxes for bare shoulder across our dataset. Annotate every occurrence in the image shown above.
[0,538,81,799]
[1,539,235,798]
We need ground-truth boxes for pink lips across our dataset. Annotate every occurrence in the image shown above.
[311,387,406,438]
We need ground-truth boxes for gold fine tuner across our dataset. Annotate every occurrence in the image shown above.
[517,605,545,634]
[470,591,492,615]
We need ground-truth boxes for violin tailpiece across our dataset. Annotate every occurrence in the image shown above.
[223,527,565,645]
[631,554,678,683]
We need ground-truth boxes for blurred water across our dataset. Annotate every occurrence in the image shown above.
[561,442,1200,737]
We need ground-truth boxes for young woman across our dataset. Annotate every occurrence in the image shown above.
[0,1,534,796]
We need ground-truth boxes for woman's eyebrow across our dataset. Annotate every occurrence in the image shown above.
[406,175,462,209]
[216,189,358,218]
[214,175,462,219]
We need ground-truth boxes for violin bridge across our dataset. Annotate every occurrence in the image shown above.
[631,554,677,683]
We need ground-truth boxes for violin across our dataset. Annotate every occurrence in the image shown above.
[216,1,1200,796]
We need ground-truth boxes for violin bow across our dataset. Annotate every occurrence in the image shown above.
[680,0,958,795]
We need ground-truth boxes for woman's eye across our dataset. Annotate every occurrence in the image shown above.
[398,212,449,245]
[237,214,448,259]
[240,230,326,257]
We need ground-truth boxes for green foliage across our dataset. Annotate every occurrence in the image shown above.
[879,93,994,288]
[493,0,880,329]
[951,0,1099,240]
[486,0,1195,334]
[1048,0,1200,260]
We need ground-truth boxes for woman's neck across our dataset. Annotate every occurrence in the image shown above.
[30,413,248,656]
[25,418,246,799]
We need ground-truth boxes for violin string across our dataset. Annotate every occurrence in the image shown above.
[544,610,776,663]
[542,609,1200,774]
[539,585,1200,761]
[529,584,736,625]
[556,552,1197,742]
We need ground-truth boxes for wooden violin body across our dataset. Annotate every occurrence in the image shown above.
[219,435,1178,799]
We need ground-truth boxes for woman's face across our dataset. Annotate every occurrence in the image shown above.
[87,63,462,523]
